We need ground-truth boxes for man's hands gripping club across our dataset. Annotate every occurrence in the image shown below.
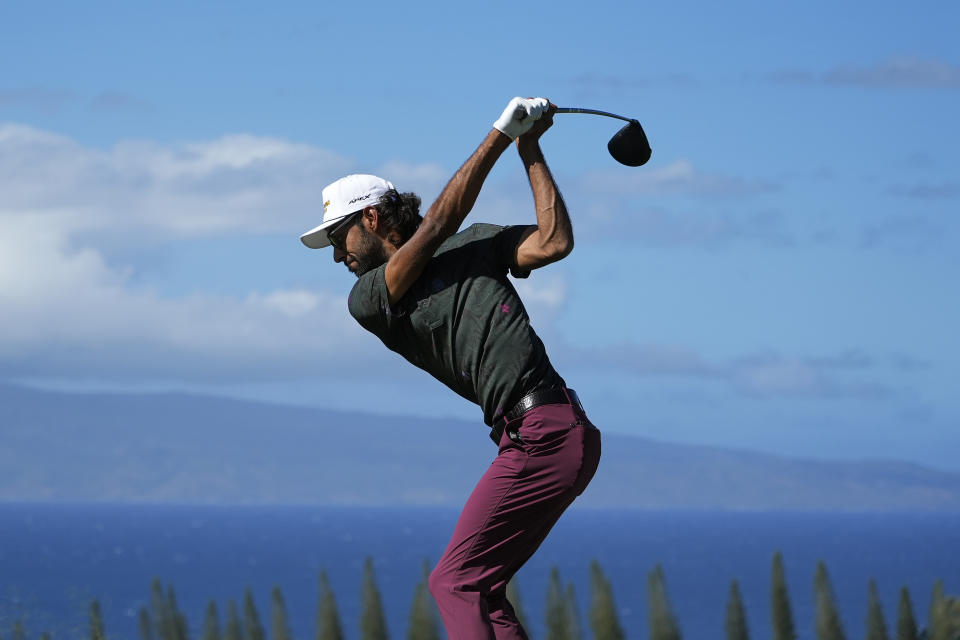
[493,97,551,140]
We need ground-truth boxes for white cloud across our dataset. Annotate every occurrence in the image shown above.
[376,160,449,197]
[569,159,799,248]
[582,159,779,198]
[254,290,323,318]
[0,88,76,111]
[732,358,824,395]
[727,350,896,398]
[887,182,960,199]
[730,356,889,398]
[0,123,352,238]
[0,86,150,113]
[0,123,587,384]
[564,342,716,377]
[0,214,373,380]
[570,71,697,89]
[859,214,944,251]
[512,273,568,324]
[557,341,895,399]
[573,202,795,249]
[0,125,436,381]
[824,57,960,89]
[89,91,147,112]
[765,57,960,90]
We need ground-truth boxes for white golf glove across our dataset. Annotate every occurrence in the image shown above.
[493,97,550,140]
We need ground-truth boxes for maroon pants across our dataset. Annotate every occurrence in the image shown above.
[428,399,602,639]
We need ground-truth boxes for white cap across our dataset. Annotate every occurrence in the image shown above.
[300,174,395,249]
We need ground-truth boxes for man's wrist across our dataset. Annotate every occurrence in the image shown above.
[486,128,515,153]
[516,139,544,161]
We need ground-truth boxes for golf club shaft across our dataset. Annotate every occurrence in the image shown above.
[512,104,635,123]
[555,107,634,123]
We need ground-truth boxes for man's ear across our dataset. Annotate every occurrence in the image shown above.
[362,205,380,231]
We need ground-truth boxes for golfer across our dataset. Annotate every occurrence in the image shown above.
[301,97,601,639]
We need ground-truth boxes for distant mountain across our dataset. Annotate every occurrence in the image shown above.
[2,384,959,510]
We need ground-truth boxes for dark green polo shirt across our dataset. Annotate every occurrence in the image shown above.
[348,223,565,426]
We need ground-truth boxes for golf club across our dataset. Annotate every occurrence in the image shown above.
[515,105,652,167]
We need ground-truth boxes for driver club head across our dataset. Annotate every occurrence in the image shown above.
[607,120,652,167]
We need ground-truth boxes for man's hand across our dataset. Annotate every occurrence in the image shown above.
[516,102,556,149]
[493,97,550,140]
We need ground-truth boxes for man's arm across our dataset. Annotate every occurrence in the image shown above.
[512,106,574,271]
[383,130,511,304]
[383,98,548,304]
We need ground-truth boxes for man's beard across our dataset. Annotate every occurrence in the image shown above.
[353,225,390,277]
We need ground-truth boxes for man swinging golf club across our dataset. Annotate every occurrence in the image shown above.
[301,97,601,639]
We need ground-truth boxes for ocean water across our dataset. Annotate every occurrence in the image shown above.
[1,504,958,639]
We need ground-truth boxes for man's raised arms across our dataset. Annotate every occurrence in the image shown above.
[383,98,550,304]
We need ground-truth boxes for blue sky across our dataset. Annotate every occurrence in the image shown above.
[1,1,958,469]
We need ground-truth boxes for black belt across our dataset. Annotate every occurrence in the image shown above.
[489,388,583,444]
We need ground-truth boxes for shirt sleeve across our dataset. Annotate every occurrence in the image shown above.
[493,224,535,279]
[348,264,393,333]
